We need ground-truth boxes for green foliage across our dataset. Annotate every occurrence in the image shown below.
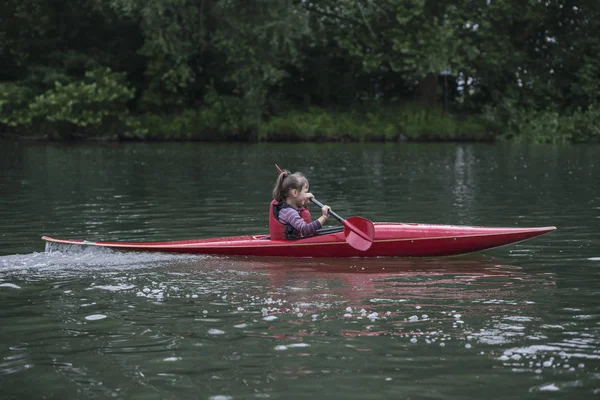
[137,94,259,141]
[484,103,600,144]
[567,105,600,143]
[320,0,464,78]
[210,0,310,123]
[502,108,566,144]
[1,0,600,142]
[0,83,35,126]
[257,106,488,142]
[105,0,209,109]
[28,68,134,128]
[202,90,259,137]
[1,68,135,138]
[137,110,216,140]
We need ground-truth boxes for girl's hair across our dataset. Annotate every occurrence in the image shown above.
[272,170,308,202]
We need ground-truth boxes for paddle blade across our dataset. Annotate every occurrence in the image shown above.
[343,216,375,251]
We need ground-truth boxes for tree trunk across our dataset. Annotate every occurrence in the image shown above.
[416,73,438,107]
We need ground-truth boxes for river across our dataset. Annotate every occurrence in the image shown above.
[0,140,598,399]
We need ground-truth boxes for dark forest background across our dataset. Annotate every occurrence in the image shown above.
[1,0,599,142]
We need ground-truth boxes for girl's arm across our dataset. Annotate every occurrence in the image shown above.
[279,208,325,237]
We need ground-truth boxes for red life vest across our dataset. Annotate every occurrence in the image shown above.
[269,200,312,240]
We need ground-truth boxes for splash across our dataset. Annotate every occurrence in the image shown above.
[0,245,201,277]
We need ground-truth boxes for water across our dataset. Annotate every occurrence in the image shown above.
[1,140,599,399]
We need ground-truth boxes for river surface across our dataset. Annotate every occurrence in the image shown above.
[0,140,599,399]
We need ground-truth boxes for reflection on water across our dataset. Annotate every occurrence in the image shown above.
[1,247,598,398]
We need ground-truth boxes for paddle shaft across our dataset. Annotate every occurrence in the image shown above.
[310,197,344,223]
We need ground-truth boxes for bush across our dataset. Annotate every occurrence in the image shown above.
[257,105,488,142]
[483,103,600,144]
[136,94,261,141]
[1,68,136,139]
[137,110,220,141]
[0,84,35,126]
[566,104,600,143]
[30,68,134,133]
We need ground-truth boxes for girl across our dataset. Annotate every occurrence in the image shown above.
[269,170,331,240]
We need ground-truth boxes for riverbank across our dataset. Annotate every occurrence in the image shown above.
[138,106,491,142]
[1,104,598,143]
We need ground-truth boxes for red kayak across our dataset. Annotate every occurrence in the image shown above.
[42,223,555,258]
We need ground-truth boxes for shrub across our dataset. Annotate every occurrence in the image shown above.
[483,103,600,144]
[1,68,136,139]
[257,105,488,142]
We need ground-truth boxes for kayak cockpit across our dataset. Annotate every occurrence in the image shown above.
[259,226,344,240]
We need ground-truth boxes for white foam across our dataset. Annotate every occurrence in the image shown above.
[0,249,198,276]
[504,316,534,322]
[208,329,225,335]
[85,314,107,321]
[502,344,600,360]
[369,298,408,303]
[540,324,564,330]
[288,343,310,348]
[471,329,509,345]
[497,323,525,331]
[163,357,180,362]
[0,283,21,289]
[86,284,135,292]
[573,315,593,320]
[538,383,560,392]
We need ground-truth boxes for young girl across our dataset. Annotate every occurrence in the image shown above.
[269,170,331,240]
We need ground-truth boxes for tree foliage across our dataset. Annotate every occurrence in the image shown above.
[0,0,599,141]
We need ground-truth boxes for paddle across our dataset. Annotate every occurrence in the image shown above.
[274,164,375,251]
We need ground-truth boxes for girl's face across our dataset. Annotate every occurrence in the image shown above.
[291,184,310,207]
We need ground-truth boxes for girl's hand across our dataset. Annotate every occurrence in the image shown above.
[304,192,315,205]
[317,205,330,227]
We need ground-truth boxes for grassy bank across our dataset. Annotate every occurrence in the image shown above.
[132,105,490,142]
[2,104,599,143]
[256,106,491,142]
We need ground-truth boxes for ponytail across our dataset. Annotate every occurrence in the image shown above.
[273,170,290,202]
[272,170,308,203]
